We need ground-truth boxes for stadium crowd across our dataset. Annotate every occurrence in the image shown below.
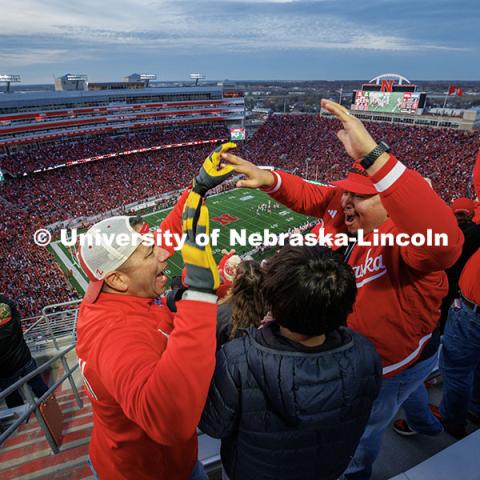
[1,116,479,321]
[0,125,229,175]
[236,115,480,203]
[2,144,216,225]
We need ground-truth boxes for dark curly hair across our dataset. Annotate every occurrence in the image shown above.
[220,260,267,340]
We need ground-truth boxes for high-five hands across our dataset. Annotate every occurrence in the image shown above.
[219,154,275,189]
[181,191,219,293]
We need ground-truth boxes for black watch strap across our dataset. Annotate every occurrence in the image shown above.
[360,141,390,169]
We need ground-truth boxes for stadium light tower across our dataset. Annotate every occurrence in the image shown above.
[190,73,205,86]
[0,74,21,93]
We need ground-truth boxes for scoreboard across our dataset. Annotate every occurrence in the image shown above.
[351,91,426,114]
[230,127,246,141]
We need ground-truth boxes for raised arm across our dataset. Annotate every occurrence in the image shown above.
[321,99,463,272]
[158,142,237,253]
[221,153,336,217]
[370,156,463,271]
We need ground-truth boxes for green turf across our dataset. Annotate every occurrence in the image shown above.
[50,188,316,295]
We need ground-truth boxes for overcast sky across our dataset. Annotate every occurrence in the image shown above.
[1,0,479,83]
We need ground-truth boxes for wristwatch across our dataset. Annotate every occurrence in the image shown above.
[360,141,391,169]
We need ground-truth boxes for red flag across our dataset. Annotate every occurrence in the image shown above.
[456,87,463,96]
[448,84,456,95]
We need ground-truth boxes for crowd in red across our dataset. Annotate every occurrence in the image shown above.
[1,117,479,318]
[0,142,216,319]
[2,144,218,226]
[0,125,229,175]
[237,115,480,203]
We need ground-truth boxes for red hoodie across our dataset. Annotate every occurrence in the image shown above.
[262,155,463,376]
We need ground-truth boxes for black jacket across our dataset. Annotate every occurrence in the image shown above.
[0,295,32,378]
[216,302,233,349]
[200,324,382,480]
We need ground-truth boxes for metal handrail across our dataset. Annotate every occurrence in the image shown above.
[21,315,43,331]
[23,314,48,335]
[0,344,83,453]
[22,301,81,353]
[42,300,81,351]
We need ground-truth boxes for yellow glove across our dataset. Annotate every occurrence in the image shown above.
[181,191,219,292]
[192,142,237,196]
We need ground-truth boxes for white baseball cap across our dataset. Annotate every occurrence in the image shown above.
[78,216,152,303]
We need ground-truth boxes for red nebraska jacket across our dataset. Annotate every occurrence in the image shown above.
[75,189,218,479]
[459,149,480,304]
[263,154,463,376]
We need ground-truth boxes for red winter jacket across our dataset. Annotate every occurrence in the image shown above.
[263,155,463,376]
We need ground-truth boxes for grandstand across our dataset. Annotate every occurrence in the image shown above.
[1,73,480,480]
[1,111,479,317]
[0,79,245,175]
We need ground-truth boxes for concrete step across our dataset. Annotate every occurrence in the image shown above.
[1,389,93,480]
[0,442,90,480]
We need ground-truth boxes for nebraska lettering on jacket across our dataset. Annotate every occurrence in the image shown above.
[351,249,387,287]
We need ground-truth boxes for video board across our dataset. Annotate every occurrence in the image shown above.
[351,91,424,114]
[230,127,246,141]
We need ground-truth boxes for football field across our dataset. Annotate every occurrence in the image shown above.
[49,188,316,296]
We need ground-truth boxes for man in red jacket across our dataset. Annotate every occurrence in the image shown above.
[221,100,463,479]
[76,144,235,480]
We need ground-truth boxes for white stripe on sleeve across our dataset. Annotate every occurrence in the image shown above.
[374,162,407,193]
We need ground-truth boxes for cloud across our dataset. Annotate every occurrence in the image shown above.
[0,0,470,53]
[45,15,468,54]
[0,0,475,83]
[0,49,79,67]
